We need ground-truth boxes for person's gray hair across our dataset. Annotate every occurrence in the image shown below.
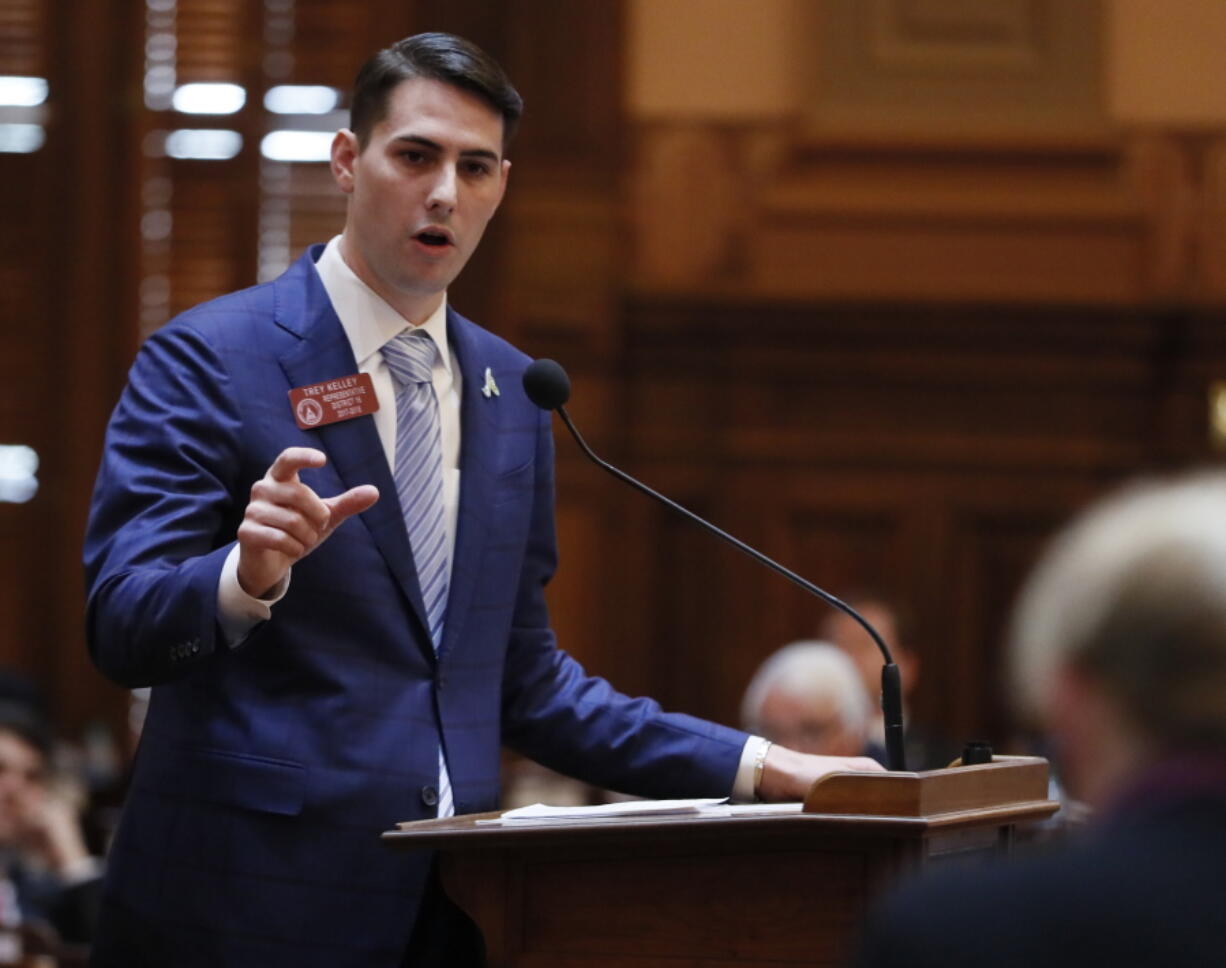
[741,640,871,737]
[1010,471,1226,747]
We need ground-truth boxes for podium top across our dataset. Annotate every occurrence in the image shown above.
[382,756,1058,851]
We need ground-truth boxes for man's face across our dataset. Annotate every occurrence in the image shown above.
[331,76,510,319]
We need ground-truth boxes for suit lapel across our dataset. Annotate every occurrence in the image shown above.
[439,309,497,661]
[273,248,434,656]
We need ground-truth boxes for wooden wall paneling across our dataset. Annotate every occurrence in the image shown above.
[753,137,1154,305]
[633,473,742,725]
[547,456,738,726]
[554,471,647,702]
[616,294,1210,743]
[0,0,52,674]
[628,123,1226,309]
[645,484,716,721]
[504,0,623,166]
[941,480,1099,744]
[287,0,413,89]
[548,456,621,681]
[1197,134,1226,301]
[47,0,146,732]
[1127,133,1201,300]
[629,123,755,292]
[755,212,1146,305]
[0,140,53,675]
[755,474,917,690]
[550,422,745,725]
[0,138,51,677]
[500,0,625,356]
[409,0,513,67]
[627,297,1169,474]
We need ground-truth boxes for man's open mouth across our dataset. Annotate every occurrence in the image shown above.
[415,231,451,247]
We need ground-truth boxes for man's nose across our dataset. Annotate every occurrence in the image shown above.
[426,164,458,213]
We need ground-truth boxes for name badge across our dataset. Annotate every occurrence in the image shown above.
[288,373,379,430]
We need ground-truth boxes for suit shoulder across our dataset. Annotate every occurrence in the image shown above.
[138,281,294,371]
[159,280,277,341]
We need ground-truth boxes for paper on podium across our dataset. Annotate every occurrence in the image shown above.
[474,798,806,826]
[479,798,727,825]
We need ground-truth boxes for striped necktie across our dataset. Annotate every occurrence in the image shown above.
[381,327,453,816]
[382,328,449,645]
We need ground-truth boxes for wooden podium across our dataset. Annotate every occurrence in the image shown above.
[383,756,1057,967]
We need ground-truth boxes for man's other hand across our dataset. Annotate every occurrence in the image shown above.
[757,744,886,802]
[236,447,379,598]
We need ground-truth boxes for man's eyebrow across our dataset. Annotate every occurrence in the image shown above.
[392,134,500,162]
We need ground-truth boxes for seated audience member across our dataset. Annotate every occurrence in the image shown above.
[820,596,955,769]
[0,701,101,947]
[853,472,1226,968]
[742,642,872,758]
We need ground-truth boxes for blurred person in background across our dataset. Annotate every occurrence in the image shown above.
[0,699,102,948]
[742,641,872,759]
[853,472,1226,968]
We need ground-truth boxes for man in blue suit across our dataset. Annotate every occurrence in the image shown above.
[85,33,880,967]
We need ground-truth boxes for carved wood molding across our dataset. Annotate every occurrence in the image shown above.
[630,119,1226,306]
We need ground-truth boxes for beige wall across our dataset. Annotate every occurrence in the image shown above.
[629,0,1226,127]
[1108,0,1226,125]
[627,0,808,119]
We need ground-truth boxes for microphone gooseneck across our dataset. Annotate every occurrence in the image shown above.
[522,359,908,772]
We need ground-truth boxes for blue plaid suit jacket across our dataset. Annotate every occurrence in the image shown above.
[83,246,748,967]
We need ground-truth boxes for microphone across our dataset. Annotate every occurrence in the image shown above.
[522,358,571,410]
[522,358,907,772]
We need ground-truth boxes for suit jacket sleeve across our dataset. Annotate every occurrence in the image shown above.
[498,409,749,799]
[84,321,245,688]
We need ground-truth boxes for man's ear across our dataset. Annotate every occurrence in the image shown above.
[331,129,360,194]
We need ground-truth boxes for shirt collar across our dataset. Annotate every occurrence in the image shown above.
[315,235,451,373]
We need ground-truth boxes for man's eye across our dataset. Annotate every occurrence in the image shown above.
[463,162,491,177]
[401,151,426,164]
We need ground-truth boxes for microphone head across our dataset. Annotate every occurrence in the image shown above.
[522,358,571,410]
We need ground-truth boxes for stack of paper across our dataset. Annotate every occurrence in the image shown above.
[475,799,806,825]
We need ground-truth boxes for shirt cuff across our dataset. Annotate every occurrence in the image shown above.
[732,735,772,802]
[217,544,289,648]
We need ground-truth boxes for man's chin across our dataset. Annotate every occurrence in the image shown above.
[394,262,467,297]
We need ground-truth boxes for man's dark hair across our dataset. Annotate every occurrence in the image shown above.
[350,32,524,151]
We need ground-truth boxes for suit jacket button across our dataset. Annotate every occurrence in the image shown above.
[421,786,439,807]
